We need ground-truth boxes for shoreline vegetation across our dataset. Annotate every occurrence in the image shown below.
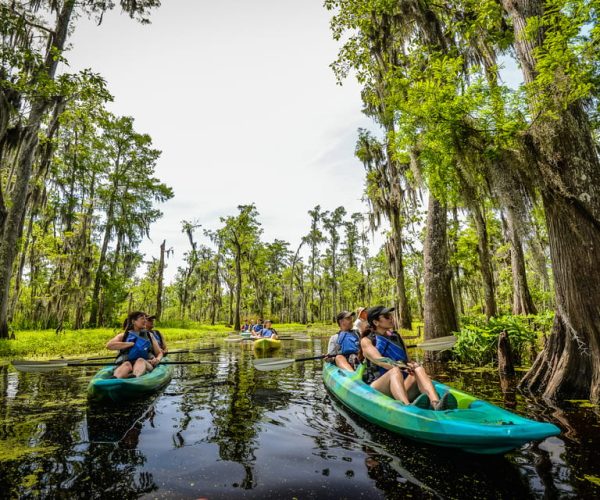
[0,322,326,359]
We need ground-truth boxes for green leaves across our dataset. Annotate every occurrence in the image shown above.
[453,314,543,365]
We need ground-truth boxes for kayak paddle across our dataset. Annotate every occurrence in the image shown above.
[406,335,457,351]
[12,359,220,372]
[252,336,457,372]
[42,346,219,364]
[252,354,330,372]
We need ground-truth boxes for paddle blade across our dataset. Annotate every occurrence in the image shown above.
[416,335,457,351]
[12,361,67,372]
[252,357,294,371]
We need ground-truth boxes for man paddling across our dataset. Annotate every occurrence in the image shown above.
[146,315,168,354]
[327,311,361,371]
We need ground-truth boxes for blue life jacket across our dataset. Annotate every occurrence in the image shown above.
[374,333,408,376]
[150,330,164,350]
[262,328,274,338]
[124,331,152,362]
[253,324,263,332]
[337,330,360,355]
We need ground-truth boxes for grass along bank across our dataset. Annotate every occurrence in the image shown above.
[0,322,328,359]
[0,325,233,360]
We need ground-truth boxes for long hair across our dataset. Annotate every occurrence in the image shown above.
[122,311,146,337]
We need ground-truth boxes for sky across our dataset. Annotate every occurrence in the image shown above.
[64,0,379,282]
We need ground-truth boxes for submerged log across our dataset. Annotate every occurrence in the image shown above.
[498,330,515,376]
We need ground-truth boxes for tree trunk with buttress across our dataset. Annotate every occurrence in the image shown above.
[502,0,600,402]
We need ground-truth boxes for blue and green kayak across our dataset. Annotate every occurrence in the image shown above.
[87,358,173,403]
[323,363,560,454]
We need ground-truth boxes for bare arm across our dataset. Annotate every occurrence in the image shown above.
[360,337,397,371]
[107,333,133,351]
[149,335,163,365]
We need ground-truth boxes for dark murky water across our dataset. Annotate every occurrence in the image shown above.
[1,337,599,499]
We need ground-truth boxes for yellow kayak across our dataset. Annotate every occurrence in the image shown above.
[253,338,282,351]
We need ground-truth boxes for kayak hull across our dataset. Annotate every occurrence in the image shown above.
[322,363,560,454]
[87,358,173,403]
[253,338,282,351]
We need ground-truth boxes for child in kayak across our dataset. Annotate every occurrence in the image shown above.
[107,311,163,378]
[327,311,361,371]
[360,305,457,410]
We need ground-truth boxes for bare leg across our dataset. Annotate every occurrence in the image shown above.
[114,361,133,379]
[132,358,149,377]
[335,355,354,371]
[412,366,440,404]
[371,367,410,404]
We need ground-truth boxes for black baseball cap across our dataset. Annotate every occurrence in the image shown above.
[336,310,355,324]
[367,306,395,326]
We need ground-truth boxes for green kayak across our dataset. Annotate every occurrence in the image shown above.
[87,358,173,403]
[323,363,560,454]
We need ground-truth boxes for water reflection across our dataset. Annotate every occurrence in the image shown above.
[0,338,599,498]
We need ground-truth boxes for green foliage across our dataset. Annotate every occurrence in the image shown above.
[0,326,231,359]
[453,314,547,365]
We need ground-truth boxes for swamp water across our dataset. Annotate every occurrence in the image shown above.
[0,337,599,499]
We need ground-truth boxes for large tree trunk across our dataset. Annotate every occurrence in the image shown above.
[520,192,600,401]
[502,0,600,402]
[471,204,498,319]
[504,208,536,315]
[423,194,458,341]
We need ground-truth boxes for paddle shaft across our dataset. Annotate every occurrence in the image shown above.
[13,360,219,370]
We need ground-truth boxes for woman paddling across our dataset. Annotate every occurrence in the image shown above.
[107,311,163,379]
[360,305,457,410]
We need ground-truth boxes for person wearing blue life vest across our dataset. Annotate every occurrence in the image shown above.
[360,305,457,410]
[327,311,361,371]
[260,319,278,339]
[145,315,167,354]
[251,319,264,337]
[106,311,163,379]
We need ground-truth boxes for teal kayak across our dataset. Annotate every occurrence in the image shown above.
[323,363,560,454]
[87,358,173,403]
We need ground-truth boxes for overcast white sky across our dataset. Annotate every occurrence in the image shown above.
[64,0,378,282]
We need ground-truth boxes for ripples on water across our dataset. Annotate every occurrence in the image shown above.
[0,338,599,499]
